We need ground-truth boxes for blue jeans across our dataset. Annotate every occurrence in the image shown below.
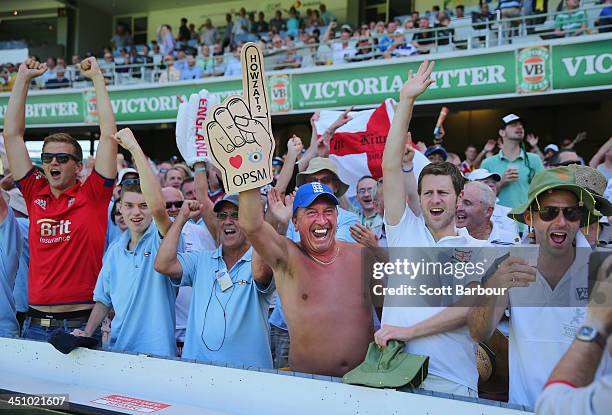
[21,317,101,342]
[270,325,290,369]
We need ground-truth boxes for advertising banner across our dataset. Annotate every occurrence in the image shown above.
[0,38,609,128]
[552,39,612,90]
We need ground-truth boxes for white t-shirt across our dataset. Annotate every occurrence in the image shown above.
[331,41,356,65]
[382,206,489,391]
[492,203,521,240]
[175,220,216,338]
[489,220,520,245]
[536,375,612,415]
[508,232,612,407]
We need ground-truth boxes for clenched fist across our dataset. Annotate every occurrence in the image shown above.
[17,58,47,81]
[79,57,103,79]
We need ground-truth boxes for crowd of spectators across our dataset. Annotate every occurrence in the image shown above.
[1,57,612,414]
[1,0,609,91]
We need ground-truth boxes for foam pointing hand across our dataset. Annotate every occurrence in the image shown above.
[203,43,275,193]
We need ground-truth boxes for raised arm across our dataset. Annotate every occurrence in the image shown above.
[382,60,435,225]
[297,112,322,172]
[401,133,422,217]
[155,200,201,278]
[3,59,46,179]
[80,58,117,179]
[526,133,545,161]
[193,162,218,243]
[113,128,172,235]
[240,188,289,271]
[473,139,496,169]
[252,188,293,283]
[468,256,536,342]
[275,136,303,195]
[323,21,336,43]
[589,137,612,168]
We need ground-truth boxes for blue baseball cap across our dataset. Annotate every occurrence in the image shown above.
[213,193,240,212]
[424,145,448,161]
[293,182,339,216]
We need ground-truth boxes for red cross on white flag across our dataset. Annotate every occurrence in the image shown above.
[314,99,429,198]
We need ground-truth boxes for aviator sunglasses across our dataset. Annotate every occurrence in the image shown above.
[534,206,583,222]
[216,211,239,220]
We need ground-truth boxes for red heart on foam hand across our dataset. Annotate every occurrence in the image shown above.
[229,155,243,169]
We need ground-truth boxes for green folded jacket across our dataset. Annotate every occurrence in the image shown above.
[342,340,429,388]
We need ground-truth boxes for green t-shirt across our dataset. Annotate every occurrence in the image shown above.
[481,149,544,209]
[554,9,587,35]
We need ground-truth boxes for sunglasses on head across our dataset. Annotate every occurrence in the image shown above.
[216,211,239,220]
[41,152,80,164]
[534,206,583,222]
[165,201,184,209]
[121,178,140,187]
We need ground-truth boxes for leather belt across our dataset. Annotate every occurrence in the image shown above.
[29,316,88,328]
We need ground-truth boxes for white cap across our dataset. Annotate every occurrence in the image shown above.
[2,188,28,216]
[118,168,138,184]
[544,144,559,153]
[468,168,501,182]
[502,113,521,126]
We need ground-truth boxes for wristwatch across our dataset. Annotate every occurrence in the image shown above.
[576,326,607,349]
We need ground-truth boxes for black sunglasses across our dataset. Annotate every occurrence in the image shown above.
[41,152,80,164]
[216,211,239,220]
[165,201,184,209]
[121,178,140,187]
[535,206,583,222]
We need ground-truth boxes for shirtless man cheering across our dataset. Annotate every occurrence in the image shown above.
[201,44,372,376]
[240,182,373,376]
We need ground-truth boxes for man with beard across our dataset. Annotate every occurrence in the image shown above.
[456,181,519,245]
[155,194,275,368]
[468,166,610,407]
[376,60,487,397]
[4,58,117,339]
[481,114,544,209]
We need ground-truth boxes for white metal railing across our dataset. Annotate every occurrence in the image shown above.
[14,4,611,90]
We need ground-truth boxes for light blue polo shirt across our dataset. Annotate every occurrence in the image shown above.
[177,246,274,368]
[0,209,21,337]
[94,222,179,357]
[105,200,125,251]
[270,207,359,330]
[13,218,29,313]
[481,149,544,209]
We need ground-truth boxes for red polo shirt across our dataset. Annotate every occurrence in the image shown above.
[17,168,114,306]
